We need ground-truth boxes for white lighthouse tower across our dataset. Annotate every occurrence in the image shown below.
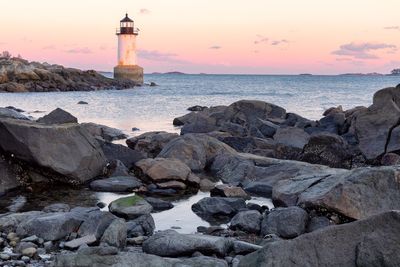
[114,13,143,84]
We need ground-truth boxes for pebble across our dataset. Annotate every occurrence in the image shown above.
[22,247,37,257]
[21,256,30,263]
[7,232,18,241]
[0,253,11,260]
[21,235,39,243]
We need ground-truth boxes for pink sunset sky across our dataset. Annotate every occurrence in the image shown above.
[1,0,399,74]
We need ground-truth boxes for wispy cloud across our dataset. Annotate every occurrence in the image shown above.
[138,49,188,64]
[65,47,92,54]
[209,45,221,50]
[332,42,397,59]
[384,26,400,30]
[139,8,150,15]
[271,39,289,46]
[254,35,269,44]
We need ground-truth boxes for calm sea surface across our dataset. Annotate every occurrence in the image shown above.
[0,74,399,136]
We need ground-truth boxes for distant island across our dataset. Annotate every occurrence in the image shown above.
[150,71,187,75]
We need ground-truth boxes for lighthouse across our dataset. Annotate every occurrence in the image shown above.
[114,13,143,84]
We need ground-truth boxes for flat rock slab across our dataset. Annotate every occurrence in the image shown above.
[142,230,233,257]
[238,211,400,267]
[90,176,142,192]
[64,235,97,250]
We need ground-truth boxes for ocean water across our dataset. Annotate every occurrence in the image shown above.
[0,74,399,137]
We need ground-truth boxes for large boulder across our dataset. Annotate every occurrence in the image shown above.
[55,250,228,267]
[238,211,400,267]
[81,122,127,142]
[99,141,145,169]
[0,118,107,183]
[0,107,29,120]
[273,127,310,149]
[100,218,127,248]
[126,131,179,158]
[37,108,78,124]
[109,195,153,220]
[301,133,352,168]
[260,207,308,238]
[142,230,233,257]
[353,87,400,160]
[273,167,400,220]
[136,158,192,182]
[158,134,236,172]
[0,157,20,195]
[211,153,343,196]
[191,197,246,222]
[229,210,262,234]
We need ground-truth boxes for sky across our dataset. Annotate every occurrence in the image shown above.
[0,0,400,74]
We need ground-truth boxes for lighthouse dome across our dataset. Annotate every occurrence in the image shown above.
[121,13,133,22]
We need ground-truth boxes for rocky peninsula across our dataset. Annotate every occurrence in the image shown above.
[0,85,400,266]
[0,56,137,92]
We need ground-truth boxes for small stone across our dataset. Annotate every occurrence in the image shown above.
[0,253,10,260]
[7,232,18,241]
[10,240,18,247]
[64,235,97,250]
[36,248,46,255]
[21,235,39,243]
[21,256,30,263]
[77,101,88,105]
[127,236,147,245]
[43,241,54,252]
[171,226,182,230]
[21,247,37,257]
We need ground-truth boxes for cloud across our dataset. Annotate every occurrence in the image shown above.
[332,42,397,59]
[65,47,92,54]
[384,26,400,30]
[254,35,269,44]
[99,45,108,50]
[271,39,289,46]
[209,45,221,50]
[139,8,150,15]
[42,45,56,50]
[138,50,188,64]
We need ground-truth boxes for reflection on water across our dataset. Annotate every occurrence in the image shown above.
[0,185,274,234]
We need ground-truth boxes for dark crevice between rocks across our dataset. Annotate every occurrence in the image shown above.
[302,205,355,225]
[384,116,400,155]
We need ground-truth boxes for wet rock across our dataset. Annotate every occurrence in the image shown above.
[77,101,88,105]
[230,210,262,234]
[243,182,273,198]
[142,230,233,257]
[238,211,400,267]
[192,197,247,222]
[100,219,127,249]
[126,131,179,158]
[37,108,78,124]
[158,134,236,172]
[81,122,127,142]
[210,184,250,199]
[0,107,29,120]
[0,118,107,183]
[246,203,263,212]
[42,203,70,213]
[64,235,97,250]
[126,214,155,237]
[261,207,308,238]
[144,197,173,211]
[76,209,116,239]
[109,195,153,220]
[90,176,142,192]
[188,105,208,112]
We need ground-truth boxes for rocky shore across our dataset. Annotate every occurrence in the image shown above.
[0,57,137,92]
[1,85,400,266]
